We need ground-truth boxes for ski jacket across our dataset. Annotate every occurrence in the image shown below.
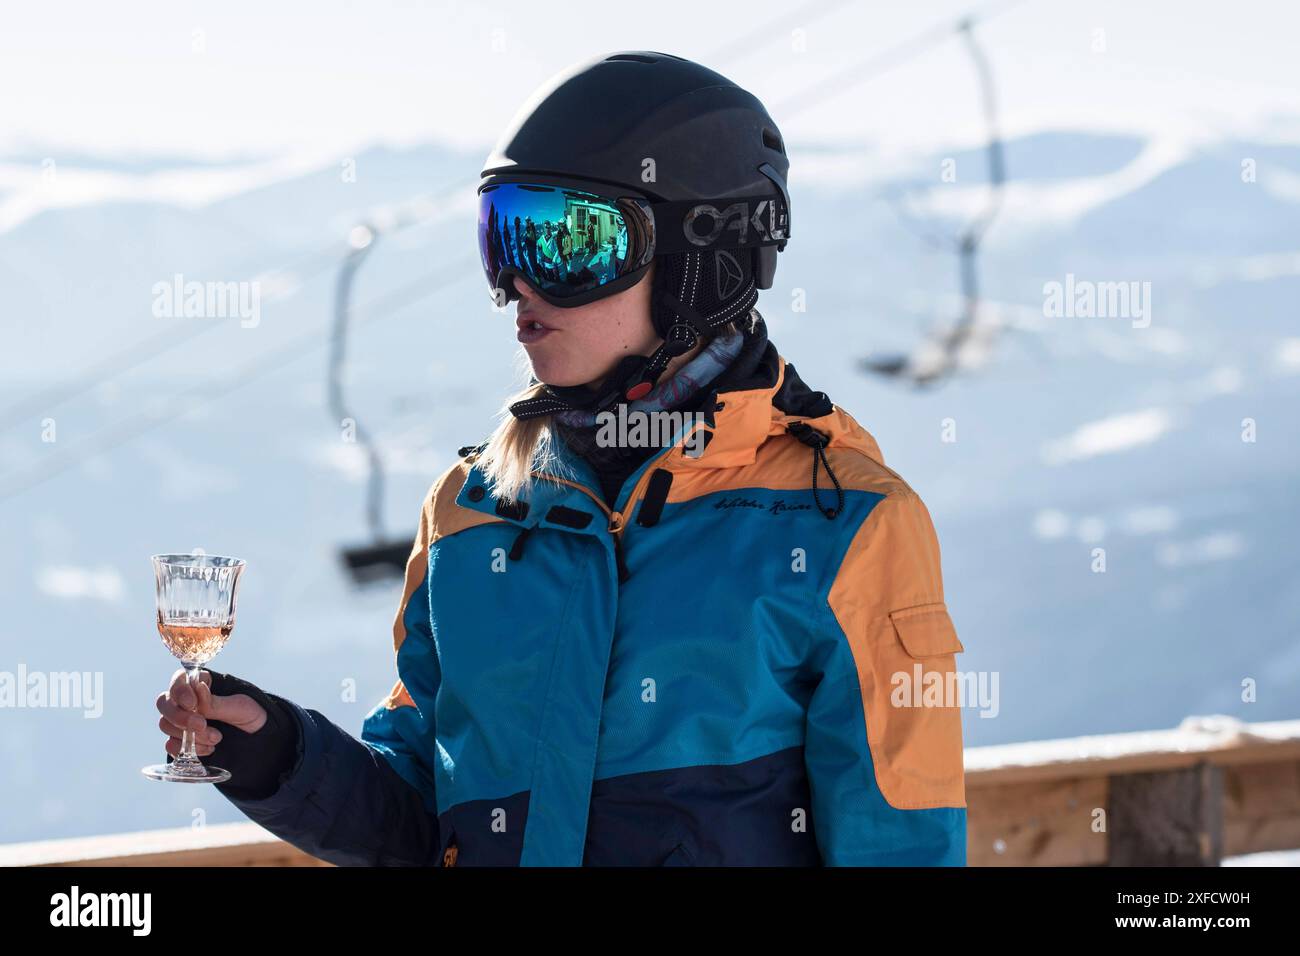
[224,337,967,866]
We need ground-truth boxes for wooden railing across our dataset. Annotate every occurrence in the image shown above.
[966,715,1300,866]
[0,821,327,867]
[4,715,1297,867]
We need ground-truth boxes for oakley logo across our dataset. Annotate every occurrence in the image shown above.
[683,201,787,248]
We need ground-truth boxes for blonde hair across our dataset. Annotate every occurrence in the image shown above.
[474,382,567,504]
[476,312,756,503]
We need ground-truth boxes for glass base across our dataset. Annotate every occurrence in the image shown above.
[142,762,231,784]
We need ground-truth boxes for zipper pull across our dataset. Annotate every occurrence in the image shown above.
[508,526,532,561]
[635,469,674,528]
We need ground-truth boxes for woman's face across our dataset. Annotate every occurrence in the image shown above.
[514,265,658,388]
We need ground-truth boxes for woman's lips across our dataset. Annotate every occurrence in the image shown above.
[516,312,554,344]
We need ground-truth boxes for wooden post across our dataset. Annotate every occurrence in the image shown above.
[1108,762,1224,866]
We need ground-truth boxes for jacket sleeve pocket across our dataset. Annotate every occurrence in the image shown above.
[889,603,965,657]
[866,601,966,810]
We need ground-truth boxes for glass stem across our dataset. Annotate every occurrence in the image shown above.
[178,665,202,766]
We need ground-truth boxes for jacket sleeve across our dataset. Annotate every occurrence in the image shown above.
[805,489,967,866]
[219,485,445,867]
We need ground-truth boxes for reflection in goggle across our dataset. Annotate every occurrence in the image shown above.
[480,184,631,297]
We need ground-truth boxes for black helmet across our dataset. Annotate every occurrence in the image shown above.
[479,51,791,419]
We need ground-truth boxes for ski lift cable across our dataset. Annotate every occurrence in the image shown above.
[0,176,475,435]
[703,0,858,64]
[0,256,478,503]
[0,242,342,434]
[770,0,1032,115]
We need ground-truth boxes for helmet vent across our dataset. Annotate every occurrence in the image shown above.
[762,128,784,154]
[605,53,658,64]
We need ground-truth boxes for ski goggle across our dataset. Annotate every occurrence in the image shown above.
[477,174,790,308]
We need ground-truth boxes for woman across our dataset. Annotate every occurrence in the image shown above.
[536,221,558,281]
[155,51,967,867]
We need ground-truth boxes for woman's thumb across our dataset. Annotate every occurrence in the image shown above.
[195,680,267,733]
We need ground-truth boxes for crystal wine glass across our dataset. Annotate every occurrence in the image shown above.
[142,553,246,784]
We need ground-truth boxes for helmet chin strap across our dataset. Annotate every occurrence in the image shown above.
[508,291,713,421]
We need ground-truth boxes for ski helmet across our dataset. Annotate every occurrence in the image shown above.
[477,51,790,419]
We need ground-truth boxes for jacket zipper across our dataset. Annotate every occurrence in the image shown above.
[529,444,684,581]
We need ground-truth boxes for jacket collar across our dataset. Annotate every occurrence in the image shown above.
[455,315,887,528]
[678,327,885,471]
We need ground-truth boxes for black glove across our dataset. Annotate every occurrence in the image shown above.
[192,670,304,801]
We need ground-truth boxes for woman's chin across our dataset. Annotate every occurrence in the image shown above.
[526,355,586,389]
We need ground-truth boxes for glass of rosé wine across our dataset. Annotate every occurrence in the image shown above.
[142,552,245,784]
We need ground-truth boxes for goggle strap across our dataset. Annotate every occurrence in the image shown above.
[651,193,790,256]
[509,352,655,421]
[508,340,684,421]
[507,392,571,420]
[655,290,715,342]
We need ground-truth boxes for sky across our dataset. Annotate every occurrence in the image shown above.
[2,0,1298,166]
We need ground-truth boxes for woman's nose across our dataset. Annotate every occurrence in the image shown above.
[513,278,537,304]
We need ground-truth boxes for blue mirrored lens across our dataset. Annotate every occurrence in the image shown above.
[478,183,632,299]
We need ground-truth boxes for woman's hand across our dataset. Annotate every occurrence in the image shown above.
[155,668,267,758]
